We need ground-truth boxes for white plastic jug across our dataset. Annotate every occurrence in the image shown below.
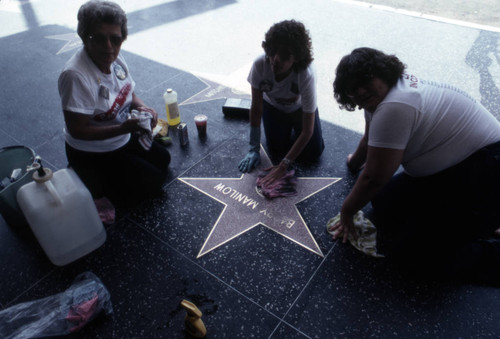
[17,167,106,266]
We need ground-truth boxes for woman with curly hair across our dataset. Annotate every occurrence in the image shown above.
[238,20,324,185]
[330,47,500,282]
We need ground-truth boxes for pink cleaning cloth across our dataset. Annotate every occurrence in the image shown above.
[66,294,99,333]
[256,169,297,199]
[94,197,115,224]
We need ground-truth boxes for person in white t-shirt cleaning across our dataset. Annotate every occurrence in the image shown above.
[58,1,170,206]
[239,20,324,187]
[330,47,500,283]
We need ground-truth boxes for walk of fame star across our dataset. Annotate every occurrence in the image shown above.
[179,147,341,258]
[45,33,82,55]
[180,76,250,105]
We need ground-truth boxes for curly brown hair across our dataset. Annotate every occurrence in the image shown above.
[261,20,314,72]
[333,47,406,111]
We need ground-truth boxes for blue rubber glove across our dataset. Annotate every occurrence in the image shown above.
[238,151,260,172]
[238,126,261,172]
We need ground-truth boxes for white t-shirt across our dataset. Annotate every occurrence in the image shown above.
[247,54,317,114]
[366,73,500,177]
[58,48,135,152]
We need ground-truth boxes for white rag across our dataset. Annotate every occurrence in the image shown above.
[130,110,153,150]
[326,211,384,258]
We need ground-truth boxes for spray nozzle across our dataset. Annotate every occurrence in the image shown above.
[34,156,47,177]
[27,156,53,183]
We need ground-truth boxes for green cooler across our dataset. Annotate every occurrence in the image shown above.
[0,146,36,226]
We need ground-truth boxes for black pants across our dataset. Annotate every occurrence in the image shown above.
[262,100,325,163]
[372,141,500,282]
[66,134,171,206]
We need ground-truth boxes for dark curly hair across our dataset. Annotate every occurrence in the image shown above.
[77,1,128,42]
[262,20,314,72]
[333,47,406,111]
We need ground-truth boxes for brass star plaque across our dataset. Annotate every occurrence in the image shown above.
[179,147,341,258]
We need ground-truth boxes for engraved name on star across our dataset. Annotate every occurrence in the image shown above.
[179,147,341,258]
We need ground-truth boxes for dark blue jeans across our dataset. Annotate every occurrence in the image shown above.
[262,100,324,162]
[372,140,500,281]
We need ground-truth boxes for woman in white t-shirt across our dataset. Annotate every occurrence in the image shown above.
[330,47,500,282]
[58,1,170,206]
[238,20,324,186]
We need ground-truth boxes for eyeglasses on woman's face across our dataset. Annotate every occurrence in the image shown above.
[88,33,123,47]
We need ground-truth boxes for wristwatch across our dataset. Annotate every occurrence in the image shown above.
[281,157,293,168]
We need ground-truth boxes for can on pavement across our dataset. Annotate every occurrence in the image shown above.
[177,122,189,146]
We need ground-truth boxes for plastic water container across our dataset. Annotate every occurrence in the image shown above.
[163,88,181,126]
[17,167,106,266]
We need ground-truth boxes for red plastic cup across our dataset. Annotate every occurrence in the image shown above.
[194,114,207,137]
